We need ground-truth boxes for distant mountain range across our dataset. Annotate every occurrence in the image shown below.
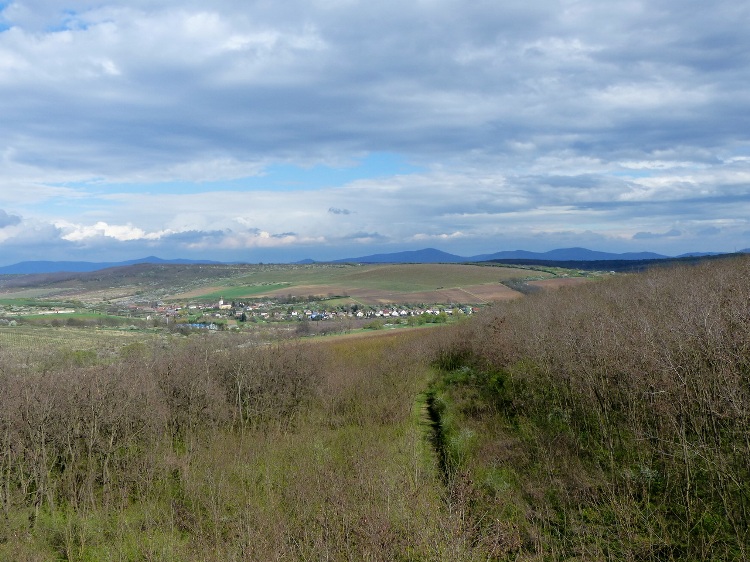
[332,248,467,264]
[332,247,736,264]
[0,248,746,275]
[0,256,220,275]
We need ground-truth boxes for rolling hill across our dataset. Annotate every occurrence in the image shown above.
[2,247,747,274]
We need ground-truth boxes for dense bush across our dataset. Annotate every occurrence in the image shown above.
[434,255,750,559]
[0,329,457,560]
[0,337,323,522]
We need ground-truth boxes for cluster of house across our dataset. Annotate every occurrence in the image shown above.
[292,306,472,321]
[128,297,476,327]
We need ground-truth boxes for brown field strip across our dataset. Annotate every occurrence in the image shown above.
[454,284,523,301]
[527,277,593,290]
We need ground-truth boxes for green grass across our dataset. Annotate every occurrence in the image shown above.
[333,263,538,291]
[193,283,291,301]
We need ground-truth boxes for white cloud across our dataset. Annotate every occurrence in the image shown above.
[1,0,750,263]
[55,220,166,242]
[411,231,466,242]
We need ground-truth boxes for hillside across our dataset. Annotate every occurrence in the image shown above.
[430,253,750,559]
[0,262,566,306]
[1,255,748,559]
[0,256,220,275]
[0,262,277,302]
[471,246,668,261]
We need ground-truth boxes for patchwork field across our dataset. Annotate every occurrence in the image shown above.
[1,261,589,309]
[169,263,545,304]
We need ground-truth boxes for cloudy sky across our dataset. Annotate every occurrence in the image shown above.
[1,0,749,264]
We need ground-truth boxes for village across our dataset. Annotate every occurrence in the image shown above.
[135,296,477,331]
[0,270,485,333]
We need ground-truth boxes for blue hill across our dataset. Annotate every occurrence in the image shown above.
[470,247,669,262]
[2,247,743,273]
[0,256,221,275]
[333,248,465,263]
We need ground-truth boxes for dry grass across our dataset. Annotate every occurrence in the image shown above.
[0,325,159,366]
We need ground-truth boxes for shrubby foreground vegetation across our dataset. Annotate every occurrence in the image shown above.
[1,255,748,560]
[432,255,750,560]
[1,328,470,560]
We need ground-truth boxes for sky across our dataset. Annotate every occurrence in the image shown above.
[1,0,750,265]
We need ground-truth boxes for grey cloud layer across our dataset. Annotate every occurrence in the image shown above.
[1,0,750,261]
[3,1,747,172]
[0,210,21,228]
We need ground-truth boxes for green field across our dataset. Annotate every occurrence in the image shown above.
[11,312,125,321]
[241,263,537,289]
[0,297,80,307]
[194,282,292,301]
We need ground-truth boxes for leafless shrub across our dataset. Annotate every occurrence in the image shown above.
[0,331,326,525]
[437,256,750,558]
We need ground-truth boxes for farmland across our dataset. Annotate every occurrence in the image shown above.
[168,263,566,305]
[0,262,580,368]
[1,262,561,305]
[0,261,596,309]
[0,261,599,363]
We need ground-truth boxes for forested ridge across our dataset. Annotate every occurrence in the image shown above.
[1,256,749,560]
